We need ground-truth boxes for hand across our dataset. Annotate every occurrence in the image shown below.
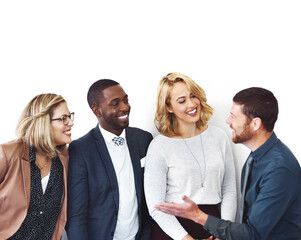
[199,237,219,240]
[182,234,194,240]
[155,195,208,225]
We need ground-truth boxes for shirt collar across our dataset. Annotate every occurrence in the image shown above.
[251,132,278,162]
[98,124,126,144]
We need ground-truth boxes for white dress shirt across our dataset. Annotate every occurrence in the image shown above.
[99,125,139,240]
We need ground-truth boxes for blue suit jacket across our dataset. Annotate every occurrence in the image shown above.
[66,125,153,240]
[204,133,301,239]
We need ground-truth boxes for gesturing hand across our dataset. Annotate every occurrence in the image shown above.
[155,195,208,225]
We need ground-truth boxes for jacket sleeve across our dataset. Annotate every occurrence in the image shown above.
[66,141,89,239]
[0,145,8,183]
[137,131,153,240]
[137,191,153,240]
[204,216,249,240]
[204,166,299,240]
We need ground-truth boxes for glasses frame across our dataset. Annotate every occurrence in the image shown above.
[51,112,74,125]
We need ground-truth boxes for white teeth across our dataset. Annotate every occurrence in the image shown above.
[118,115,128,119]
[187,109,196,114]
[64,131,71,134]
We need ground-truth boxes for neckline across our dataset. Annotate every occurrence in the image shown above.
[165,125,210,140]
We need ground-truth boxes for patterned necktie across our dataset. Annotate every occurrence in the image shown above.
[239,155,254,223]
[112,136,125,146]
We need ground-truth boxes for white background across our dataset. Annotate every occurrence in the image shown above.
[1,1,300,183]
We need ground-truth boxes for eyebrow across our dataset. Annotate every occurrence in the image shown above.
[110,97,120,102]
[230,112,237,117]
[54,112,71,117]
[176,96,186,101]
[110,95,128,103]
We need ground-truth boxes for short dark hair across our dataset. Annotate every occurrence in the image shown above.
[87,79,119,108]
[233,87,278,132]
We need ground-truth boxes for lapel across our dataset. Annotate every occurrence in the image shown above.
[21,143,31,208]
[125,128,142,205]
[92,125,119,209]
[58,147,69,204]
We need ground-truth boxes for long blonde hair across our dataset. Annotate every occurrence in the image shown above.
[155,72,214,137]
[16,93,66,158]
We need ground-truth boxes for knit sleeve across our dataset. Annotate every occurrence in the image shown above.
[220,134,237,221]
[144,137,188,240]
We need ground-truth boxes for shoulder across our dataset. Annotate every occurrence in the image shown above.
[147,134,176,153]
[205,125,230,143]
[0,140,26,177]
[70,127,96,147]
[126,127,153,144]
[126,126,152,138]
[150,134,170,145]
[207,125,228,137]
[265,139,300,172]
[0,139,25,157]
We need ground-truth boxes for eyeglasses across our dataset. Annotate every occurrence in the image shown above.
[51,112,74,125]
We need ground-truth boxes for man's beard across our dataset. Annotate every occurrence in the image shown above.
[232,121,253,144]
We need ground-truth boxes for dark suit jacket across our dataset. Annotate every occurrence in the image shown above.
[66,125,153,240]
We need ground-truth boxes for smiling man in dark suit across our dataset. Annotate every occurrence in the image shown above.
[66,79,153,240]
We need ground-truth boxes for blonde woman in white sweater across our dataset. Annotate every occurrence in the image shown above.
[144,72,237,240]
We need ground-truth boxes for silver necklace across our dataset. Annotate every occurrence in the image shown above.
[182,135,206,187]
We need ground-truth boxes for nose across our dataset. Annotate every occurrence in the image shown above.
[187,98,195,107]
[67,119,74,128]
[120,101,130,112]
[226,116,231,125]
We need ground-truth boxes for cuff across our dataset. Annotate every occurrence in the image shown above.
[203,215,220,235]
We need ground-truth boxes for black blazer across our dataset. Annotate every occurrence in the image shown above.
[66,125,153,240]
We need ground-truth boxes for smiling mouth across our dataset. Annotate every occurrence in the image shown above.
[118,114,129,120]
[64,129,72,136]
[187,108,197,115]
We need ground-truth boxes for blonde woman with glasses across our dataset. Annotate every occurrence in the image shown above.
[144,73,237,240]
[0,93,74,240]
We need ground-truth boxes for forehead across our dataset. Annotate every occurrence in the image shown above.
[102,85,127,101]
[52,102,69,116]
[230,102,245,117]
[169,82,189,99]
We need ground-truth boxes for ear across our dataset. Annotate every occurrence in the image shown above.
[92,105,102,117]
[165,105,173,113]
[251,117,262,131]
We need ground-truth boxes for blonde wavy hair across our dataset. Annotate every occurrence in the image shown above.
[16,93,66,159]
[155,72,214,137]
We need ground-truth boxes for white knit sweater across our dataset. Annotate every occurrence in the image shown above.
[144,125,237,240]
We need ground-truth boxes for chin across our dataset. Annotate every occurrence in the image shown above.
[119,122,129,129]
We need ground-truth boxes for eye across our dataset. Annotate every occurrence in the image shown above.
[111,100,119,106]
[61,116,67,121]
[177,97,186,104]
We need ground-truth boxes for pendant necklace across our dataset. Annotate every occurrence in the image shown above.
[36,160,48,170]
[182,135,206,188]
